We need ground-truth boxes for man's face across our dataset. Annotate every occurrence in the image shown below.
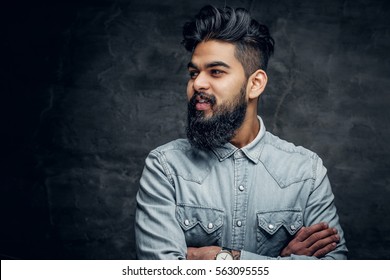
[187,40,248,118]
[186,40,249,150]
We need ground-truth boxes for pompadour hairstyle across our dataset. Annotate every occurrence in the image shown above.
[182,5,275,76]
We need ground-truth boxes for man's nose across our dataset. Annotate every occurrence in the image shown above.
[193,72,210,92]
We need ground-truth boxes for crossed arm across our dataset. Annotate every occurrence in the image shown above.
[187,222,340,260]
[136,150,348,260]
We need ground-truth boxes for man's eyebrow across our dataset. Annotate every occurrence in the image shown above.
[206,61,231,69]
[187,61,231,69]
[187,62,198,69]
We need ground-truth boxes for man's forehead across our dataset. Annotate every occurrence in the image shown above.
[189,40,239,68]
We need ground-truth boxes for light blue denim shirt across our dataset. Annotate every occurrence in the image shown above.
[135,117,348,259]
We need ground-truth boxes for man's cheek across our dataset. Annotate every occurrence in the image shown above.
[186,82,194,99]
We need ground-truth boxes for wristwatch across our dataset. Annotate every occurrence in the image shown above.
[215,248,241,260]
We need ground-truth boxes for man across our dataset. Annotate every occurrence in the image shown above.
[135,5,347,260]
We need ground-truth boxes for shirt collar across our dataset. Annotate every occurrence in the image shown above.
[212,116,265,164]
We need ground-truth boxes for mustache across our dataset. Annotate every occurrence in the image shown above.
[189,92,217,106]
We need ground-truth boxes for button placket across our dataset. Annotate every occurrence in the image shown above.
[232,150,249,249]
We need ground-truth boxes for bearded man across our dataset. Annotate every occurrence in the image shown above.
[135,5,347,260]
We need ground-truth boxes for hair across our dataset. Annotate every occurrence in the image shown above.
[182,5,275,77]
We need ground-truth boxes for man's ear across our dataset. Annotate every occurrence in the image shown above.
[247,69,268,100]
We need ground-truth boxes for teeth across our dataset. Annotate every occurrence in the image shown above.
[199,99,207,103]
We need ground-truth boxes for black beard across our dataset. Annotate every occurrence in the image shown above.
[186,89,247,150]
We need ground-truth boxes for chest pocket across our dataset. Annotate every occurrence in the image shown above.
[176,204,224,247]
[256,209,303,257]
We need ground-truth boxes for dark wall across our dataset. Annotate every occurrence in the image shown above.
[1,0,389,259]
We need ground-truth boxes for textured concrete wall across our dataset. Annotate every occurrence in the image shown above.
[1,0,390,259]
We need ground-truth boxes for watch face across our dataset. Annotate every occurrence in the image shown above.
[216,250,234,260]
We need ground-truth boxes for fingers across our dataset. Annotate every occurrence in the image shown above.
[295,222,329,242]
[311,230,339,246]
[313,242,338,258]
[281,222,340,258]
[305,227,339,248]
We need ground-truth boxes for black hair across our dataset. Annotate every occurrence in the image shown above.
[182,5,275,76]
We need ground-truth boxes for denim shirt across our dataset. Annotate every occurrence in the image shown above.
[135,117,348,260]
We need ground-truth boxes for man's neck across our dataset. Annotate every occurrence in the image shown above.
[230,115,260,148]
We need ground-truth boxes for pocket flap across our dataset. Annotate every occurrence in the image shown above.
[257,209,302,235]
[176,204,224,234]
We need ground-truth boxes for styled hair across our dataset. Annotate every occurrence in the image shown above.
[182,5,275,76]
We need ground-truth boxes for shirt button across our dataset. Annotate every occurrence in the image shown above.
[236,220,242,227]
[268,224,274,230]
[184,219,190,226]
[238,185,245,191]
[290,225,296,230]
[208,223,214,229]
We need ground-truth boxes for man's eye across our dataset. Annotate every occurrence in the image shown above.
[189,71,198,79]
[211,69,223,76]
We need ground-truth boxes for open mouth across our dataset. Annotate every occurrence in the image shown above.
[195,93,215,111]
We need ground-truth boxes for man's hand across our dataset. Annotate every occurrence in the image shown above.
[187,246,221,260]
[280,222,340,258]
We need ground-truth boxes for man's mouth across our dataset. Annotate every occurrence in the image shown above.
[195,101,211,111]
[194,93,215,111]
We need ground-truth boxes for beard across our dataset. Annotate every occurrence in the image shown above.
[186,86,247,150]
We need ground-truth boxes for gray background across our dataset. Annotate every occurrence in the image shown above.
[1,0,389,259]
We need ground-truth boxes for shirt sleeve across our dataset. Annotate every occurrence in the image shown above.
[136,150,348,260]
[135,150,187,260]
[240,155,348,260]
